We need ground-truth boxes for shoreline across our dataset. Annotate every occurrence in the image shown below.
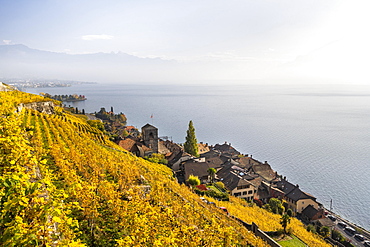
[327,207,370,239]
[21,83,370,231]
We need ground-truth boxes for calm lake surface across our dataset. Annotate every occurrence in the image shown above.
[25,83,370,230]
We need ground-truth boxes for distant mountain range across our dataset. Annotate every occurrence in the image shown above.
[0,44,183,83]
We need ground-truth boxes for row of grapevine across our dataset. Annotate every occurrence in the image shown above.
[0,93,83,246]
[1,90,334,247]
[1,91,271,246]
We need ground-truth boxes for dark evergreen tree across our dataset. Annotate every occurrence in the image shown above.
[207,168,217,183]
[280,213,291,235]
[184,120,199,157]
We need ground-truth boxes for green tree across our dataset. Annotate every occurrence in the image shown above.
[268,198,285,215]
[306,224,316,233]
[332,229,344,242]
[184,120,199,157]
[187,175,200,190]
[319,226,330,238]
[207,168,217,183]
[280,213,291,235]
[286,208,293,217]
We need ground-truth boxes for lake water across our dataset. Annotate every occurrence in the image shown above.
[25,83,370,230]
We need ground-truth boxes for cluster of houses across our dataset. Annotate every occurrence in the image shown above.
[117,123,332,227]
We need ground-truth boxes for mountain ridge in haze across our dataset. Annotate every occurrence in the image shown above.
[0,44,182,83]
[0,44,269,84]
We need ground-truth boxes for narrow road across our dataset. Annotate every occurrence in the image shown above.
[328,214,369,247]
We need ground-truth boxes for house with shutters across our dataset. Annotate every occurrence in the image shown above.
[217,165,256,201]
[274,178,320,214]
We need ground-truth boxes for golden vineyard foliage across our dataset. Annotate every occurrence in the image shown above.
[214,197,331,247]
[1,90,271,246]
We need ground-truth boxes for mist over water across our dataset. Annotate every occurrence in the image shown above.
[25,83,370,230]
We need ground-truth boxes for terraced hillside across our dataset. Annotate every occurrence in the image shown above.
[1,90,269,246]
[0,89,330,246]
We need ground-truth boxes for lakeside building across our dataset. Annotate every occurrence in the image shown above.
[113,122,323,219]
[217,166,256,201]
[175,141,323,217]
[97,121,369,236]
[274,179,320,214]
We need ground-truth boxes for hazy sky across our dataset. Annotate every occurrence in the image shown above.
[1,0,370,83]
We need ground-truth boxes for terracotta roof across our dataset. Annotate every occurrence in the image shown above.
[118,139,136,151]
[124,126,136,131]
[165,152,173,157]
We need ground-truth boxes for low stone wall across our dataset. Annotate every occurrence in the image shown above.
[18,101,56,114]
[251,223,282,247]
[232,216,282,247]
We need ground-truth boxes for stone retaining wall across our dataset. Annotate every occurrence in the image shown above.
[18,101,56,114]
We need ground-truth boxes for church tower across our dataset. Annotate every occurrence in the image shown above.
[141,123,158,153]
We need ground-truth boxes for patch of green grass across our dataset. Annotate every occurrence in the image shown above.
[278,234,306,247]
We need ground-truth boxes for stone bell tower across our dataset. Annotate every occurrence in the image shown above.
[141,123,158,153]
